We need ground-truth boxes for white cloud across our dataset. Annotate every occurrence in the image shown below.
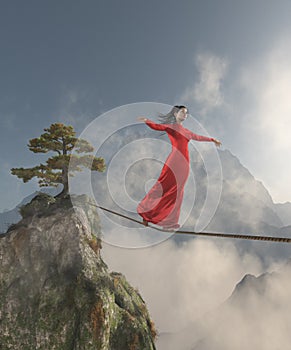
[239,39,291,202]
[181,52,228,114]
[178,42,291,203]
[241,40,291,152]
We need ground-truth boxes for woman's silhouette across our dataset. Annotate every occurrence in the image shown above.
[137,105,221,230]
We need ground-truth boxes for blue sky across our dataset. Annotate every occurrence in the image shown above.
[2,0,291,211]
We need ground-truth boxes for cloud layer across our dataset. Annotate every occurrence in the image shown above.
[181,52,228,115]
[102,237,263,334]
[102,235,291,349]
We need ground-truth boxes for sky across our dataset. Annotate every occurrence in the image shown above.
[1,0,291,211]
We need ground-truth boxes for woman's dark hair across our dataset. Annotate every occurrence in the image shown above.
[158,105,188,124]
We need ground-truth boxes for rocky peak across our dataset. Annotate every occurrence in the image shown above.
[0,194,156,349]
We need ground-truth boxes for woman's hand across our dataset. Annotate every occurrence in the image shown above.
[212,138,222,147]
[137,117,147,122]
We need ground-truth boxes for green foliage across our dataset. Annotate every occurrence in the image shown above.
[11,123,106,195]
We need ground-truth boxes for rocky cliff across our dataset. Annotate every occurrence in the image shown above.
[0,194,156,350]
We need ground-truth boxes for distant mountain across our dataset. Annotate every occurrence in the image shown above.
[157,259,291,350]
[273,201,291,226]
[0,207,21,234]
[167,148,291,264]
[206,150,283,231]
[186,149,291,236]
[192,259,291,350]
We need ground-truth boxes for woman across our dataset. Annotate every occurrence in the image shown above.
[137,105,221,230]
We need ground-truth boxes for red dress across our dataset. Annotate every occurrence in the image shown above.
[137,120,214,228]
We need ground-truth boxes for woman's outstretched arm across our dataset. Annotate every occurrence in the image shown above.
[190,131,222,147]
[137,117,168,131]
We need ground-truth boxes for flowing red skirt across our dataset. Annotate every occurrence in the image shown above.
[137,148,189,228]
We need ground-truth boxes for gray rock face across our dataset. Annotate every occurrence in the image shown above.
[0,194,156,350]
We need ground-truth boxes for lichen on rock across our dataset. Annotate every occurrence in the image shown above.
[0,194,156,349]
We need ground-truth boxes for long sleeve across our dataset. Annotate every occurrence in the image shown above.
[145,119,168,131]
[190,131,214,142]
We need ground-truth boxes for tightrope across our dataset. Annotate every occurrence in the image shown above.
[92,204,291,244]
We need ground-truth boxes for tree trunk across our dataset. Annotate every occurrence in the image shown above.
[56,167,69,198]
[57,138,69,198]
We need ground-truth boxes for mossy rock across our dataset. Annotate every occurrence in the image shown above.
[19,192,56,218]
[18,192,102,241]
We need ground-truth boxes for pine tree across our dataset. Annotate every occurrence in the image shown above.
[11,123,106,196]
